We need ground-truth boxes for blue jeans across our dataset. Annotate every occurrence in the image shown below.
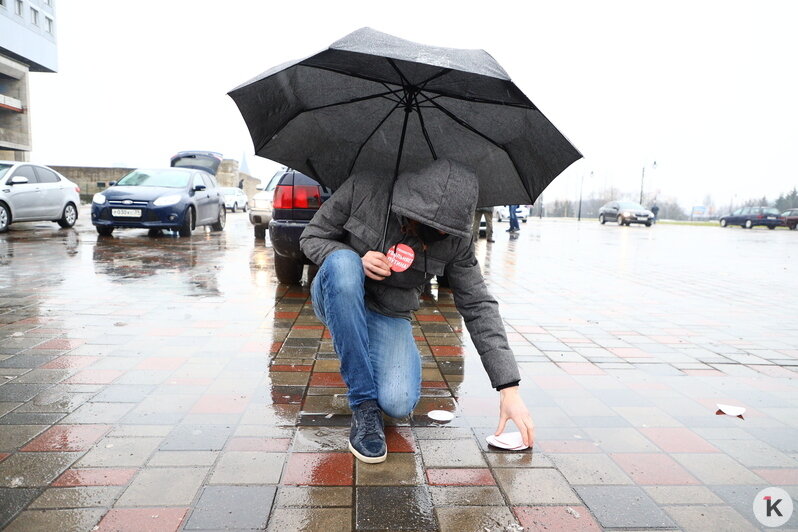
[310,249,421,418]
[509,205,520,231]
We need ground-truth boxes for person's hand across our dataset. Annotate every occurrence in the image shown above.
[362,250,392,281]
[495,386,535,447]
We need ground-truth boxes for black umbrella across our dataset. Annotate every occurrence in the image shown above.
[228,27,581,241]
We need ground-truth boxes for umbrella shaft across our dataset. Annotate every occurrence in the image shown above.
[380,107,412,252]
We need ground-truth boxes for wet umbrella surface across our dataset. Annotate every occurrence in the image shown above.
[228,27,581,209]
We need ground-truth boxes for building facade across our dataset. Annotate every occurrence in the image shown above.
[0,0,58,161]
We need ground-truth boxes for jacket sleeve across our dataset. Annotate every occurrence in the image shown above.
[299,176,358,266]
[444,240,521,389]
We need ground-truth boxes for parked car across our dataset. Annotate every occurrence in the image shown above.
[0,161,81,233]
[250,170,284,239]
[782,208,798,230]
[496,205,530,223]
[719,206,783,229]
[268,169,332,283]
[91,168,226,237]
[221,187,248,212]
[599,201,654,226]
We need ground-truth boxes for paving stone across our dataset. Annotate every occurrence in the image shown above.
[355,486,437,530]
[159,424,233,451]
[0,451,79,487]
[436,506,518,531]
[282,453,353,486]
[513,505,602,531]
[275,486,352,507]
[673,454,767,485]
[0,487,39,528]
[29,486,125,509]
[115,467,208,506]
[356,453,423,486]
[417,439,486,468]
[493,468,579,505]
[0,383,53,402]
[95,507,188,532]
[90,385,156,403]
[293,426,350,452]
[574,485,676,528]
[147,450,219,467]
[710,438,798,468]
[266,508,351,532]
[77,437,162,467]
[664,505,758,532]
[584,427,659,452]
[208,451,284,484]
[550,453,634,485]
[711,485,798,529]
[485,451,554,468]
[4,508,105,532]
[644,485,724,504]
[184,485,276,529]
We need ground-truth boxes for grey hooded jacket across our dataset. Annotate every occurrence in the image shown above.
[299,159,520,388]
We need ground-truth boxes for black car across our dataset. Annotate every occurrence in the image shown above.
[598,201,654,226]
[719,206,783,229]
[268,169,332,283]
[91,152,226,237]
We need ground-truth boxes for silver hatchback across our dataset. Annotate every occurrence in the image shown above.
[0,161,81,233]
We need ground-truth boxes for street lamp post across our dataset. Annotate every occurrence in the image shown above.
[639,161,657,205]
[577,171,592,221]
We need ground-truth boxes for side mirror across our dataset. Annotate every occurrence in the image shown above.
[109,181,117,186]
[255,185,264,191]
[194,184,207,191]
[10,176,29,185]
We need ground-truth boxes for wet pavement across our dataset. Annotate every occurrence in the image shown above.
[0,207,796,531]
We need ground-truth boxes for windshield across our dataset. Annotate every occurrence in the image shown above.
[0,164,12,180]
[764,208,780,215]
[221,187,240,194]
[116,169,190,188]
[618,201,645,210]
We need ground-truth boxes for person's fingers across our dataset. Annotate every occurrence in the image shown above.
[513,417,530,447]
[494,415,508,437]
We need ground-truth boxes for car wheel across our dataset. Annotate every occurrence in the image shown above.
[645,222,652,227]
[96,226,114,236]
[211,205,226,231]
[599,214,605,224]
[522,218,527,223]
[0,203,10,233]
[147,228,162,237]
[617,215,624,225]
[744,219,753,229]
[57,203,78,228]
[720,218,727,227]
[254,225,266,239]
[232,203,237,213]
[790,225,797,230]
[242,204,247,212]
[768,225,775,230]
[178,207,194,237]
[274,252,303,284]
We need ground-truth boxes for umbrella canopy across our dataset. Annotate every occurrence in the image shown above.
[228,27,581,207]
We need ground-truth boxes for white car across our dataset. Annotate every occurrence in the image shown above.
[249,170,283,239]
[497,205,531,223]
[221,187,248,212]
[0,161,81,233]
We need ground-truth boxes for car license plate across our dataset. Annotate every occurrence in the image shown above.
[111,209,142,218]
[767,216,776,220]
[638,215,648,219]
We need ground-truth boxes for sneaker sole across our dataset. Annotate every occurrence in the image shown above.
[348,441,387,464]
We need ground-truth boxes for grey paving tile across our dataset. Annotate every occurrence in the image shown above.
[584,427,659,452]
[664,505,758,532]
[673,454,768,485]
[4,508,105,532]
[208,452,284,484]
[550,453,634,485]
[417,439,486,468]
[436,506,518,532]
[185,485,276,529]
[493,468,579,505]
[428,486,506,506]
[266,508,351,532]
[644,485,724,505]
[29,486,124,509]
[0,383,53,402]
[0,452,78,487]
[159,424,233,451]
[60,402,134,424]
[147,450,219,467]
[575,485,676,528]
[355,486,437,531]
[90,384,155,403]
[275,486,352,508]
[115,467,208,506]
[711,485,798,529]
[0,487,38,528]
[76,437,162,467]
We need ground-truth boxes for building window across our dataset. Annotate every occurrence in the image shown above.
[0,1,6,10]
[30,7,38,25]
[15,0,22,16]
[46,16,53,33]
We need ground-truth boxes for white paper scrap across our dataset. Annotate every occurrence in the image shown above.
[427,410,455,422]
[486,431,529,450]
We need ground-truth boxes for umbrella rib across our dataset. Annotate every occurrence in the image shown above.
[412,93,437,160]
[346,99,405,177]
[387,58,412,88]
[304,89,404,113]
[425,99,504,150]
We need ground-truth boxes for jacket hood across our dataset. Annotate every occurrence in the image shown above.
[390,159,478,240]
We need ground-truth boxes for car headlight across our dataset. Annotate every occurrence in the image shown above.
[153,194,182,207]
[622,211,631,217]
[92,193,106,204]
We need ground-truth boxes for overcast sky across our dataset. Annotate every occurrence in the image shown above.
[28,0,797,209]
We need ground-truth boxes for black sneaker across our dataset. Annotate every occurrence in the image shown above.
[348,399,387,463]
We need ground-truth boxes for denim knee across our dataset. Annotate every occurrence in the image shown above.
[378,388,419,419]
[322,250,364,293]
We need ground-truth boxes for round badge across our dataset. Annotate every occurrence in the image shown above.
[386,243,415,272]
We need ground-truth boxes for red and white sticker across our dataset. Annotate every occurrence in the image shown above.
[386,243,415,272]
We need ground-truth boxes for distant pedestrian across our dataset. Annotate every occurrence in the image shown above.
[507,205,520,233]
[651,203,660,223]
[472,207,495,243]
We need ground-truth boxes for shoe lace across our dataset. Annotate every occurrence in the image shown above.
[361,406,381,437]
